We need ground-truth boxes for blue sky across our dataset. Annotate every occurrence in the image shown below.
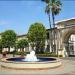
[0,0,75,35]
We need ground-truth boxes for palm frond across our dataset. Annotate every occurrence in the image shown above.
[45,4,50,14]
[51,0,62,15]
[56,0,62,6]
[54,7,61,15]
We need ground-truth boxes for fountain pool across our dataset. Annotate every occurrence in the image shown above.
[0,51,62,70]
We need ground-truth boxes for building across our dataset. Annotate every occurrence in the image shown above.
[55,18,75,57]
[0,18,75,57]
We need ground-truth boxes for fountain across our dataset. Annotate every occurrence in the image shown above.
[23,50,39,62]
[0,50,62,70]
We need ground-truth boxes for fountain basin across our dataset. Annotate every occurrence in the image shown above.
[0,57,62,70]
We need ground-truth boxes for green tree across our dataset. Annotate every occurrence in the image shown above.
[1,30,17,52]
[16,39,28,56]
[17,39,28,50]
[27,22,47,53]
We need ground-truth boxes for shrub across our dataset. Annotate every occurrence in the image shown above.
[36,53,58,57]
[15,51,26,55]
[0,49,2,54]
[59,55,63,57]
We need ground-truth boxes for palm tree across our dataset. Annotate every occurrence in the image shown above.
[51,0,62,53]
[42,0,53,52]
[42,0,62,53]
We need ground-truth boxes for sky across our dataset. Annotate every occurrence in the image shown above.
[0,0,75,35]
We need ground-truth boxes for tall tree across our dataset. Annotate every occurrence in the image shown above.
[42,0,62,53]
[51,0,62,53]
[27,22,47,53]
[1,30,17,52]
[42,0,52,52]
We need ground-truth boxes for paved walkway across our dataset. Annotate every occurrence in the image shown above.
[0,54,75,74]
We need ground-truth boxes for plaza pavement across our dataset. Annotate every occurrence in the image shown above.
[0,54,75,75]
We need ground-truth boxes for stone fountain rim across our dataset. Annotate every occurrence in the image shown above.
[0,57,62,70]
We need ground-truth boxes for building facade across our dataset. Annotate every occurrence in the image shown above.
[54,18,75,57]
[0,18,75,57]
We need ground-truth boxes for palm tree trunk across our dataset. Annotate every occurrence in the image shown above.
[48,13,53,52]
[48,13,51,29]
[52,12,56,53]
